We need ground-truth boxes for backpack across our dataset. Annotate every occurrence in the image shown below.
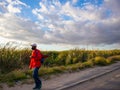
[34,50,49,64]
[41,55,49,64]
[41,58,45,64]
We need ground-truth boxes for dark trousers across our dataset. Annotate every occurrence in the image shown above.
[33,67,41,88]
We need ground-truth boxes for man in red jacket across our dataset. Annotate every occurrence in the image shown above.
[29,43,42,90]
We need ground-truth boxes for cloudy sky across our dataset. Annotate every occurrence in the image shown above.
[0,0,120,50]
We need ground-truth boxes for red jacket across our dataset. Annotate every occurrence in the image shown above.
[29,49,42,69]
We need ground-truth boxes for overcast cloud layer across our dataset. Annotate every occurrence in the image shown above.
[0,0,120,49]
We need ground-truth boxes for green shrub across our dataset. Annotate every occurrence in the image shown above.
[83,60,94,68]
[1,44,120,84]
[12,70,27,81]
[107,55,120,62]
[66,57,72,65]
[94,56,107,66]
[0,45,30,73]
[76,63,85,69]
[66,63,85,71]
[39,67,53,76]
[72,57,79,64]
[106,59,112,64]
[66,64,78,71]
[55,52,67,66]
[52,66,66,73]
[1,70,26,83]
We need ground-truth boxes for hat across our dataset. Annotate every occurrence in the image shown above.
[31,43,37,47]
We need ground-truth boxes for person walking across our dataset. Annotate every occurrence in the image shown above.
[29,43,42,90]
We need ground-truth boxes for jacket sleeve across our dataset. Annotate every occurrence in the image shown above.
[42,55,49,58]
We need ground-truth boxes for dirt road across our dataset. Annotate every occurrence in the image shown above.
[64,68,120,90]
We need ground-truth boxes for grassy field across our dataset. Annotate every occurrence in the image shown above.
[0,44,120,85]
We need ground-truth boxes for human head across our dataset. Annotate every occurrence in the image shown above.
[31,43,37,50]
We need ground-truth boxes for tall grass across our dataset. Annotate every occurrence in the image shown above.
[0,44,120,73]
[0,44,31,73]
[0,44,120,83]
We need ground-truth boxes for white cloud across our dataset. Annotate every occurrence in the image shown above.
[0,13,45,43]
[0,0,29,14]
[72,0,78,4]
[7,4,21,13]
[104,0,120,17]
[0,1,8,13]
[39,2,48,13]
[0,0,120,50]
[32,0,120,46]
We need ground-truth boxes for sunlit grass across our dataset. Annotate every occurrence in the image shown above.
[0,43,120,84]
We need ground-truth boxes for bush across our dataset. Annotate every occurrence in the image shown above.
[72,57,79,64]
[94,56,107,66]
[83,60,94,68]
[106,59,112,64]
[66,57,72,65]
[39,66,66,76]
[0,70,27,83]
[66,63,85,71]
[1,44,120,84]
[0,48,21,73]
[53,66,66,73]
[55,52,67,66]
[66,64,78,71]
[39,67,54,76]
[0,45,30,73]
[11,70,27,81]
[107,55,120,62]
